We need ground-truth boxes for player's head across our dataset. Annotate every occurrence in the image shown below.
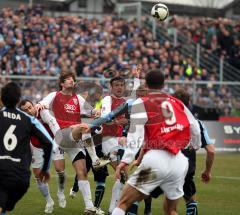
[136,85,148,97]
[1,82,21,108]
[19,99,37,116]
[145,70,165,90]
[59,71,76,91]
[173,89,190,108]
[110,76,125,98]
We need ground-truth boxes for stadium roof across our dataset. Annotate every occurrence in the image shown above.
[132,0,235,8]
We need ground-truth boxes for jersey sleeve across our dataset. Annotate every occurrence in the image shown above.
[121,98,148,164]
[39,92,56,107]
[77,95,93,117]
[198,120,214,148]
[30,116,53,172]
[184,106,201,150]
[40,109,60,136]
[101,96,112,117]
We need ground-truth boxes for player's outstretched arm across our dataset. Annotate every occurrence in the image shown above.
[198,120,215,183]
[202,142,215,183]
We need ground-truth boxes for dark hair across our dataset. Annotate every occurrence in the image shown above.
[58,71,76,90]
[173,89,190,108]
[19,99,33,108]
[145,70,165,89]
[110,76,125,86]
[1,82,21,108]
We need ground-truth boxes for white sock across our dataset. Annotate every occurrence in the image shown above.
[112,207,125,215]
[109,180,123,213]
[82,134,98,163]
[78,180,94,209]
[36,178,52,202]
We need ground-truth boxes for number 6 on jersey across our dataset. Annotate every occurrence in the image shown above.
[3,125,18,151]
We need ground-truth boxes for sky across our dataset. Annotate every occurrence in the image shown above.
[136,0,234,8]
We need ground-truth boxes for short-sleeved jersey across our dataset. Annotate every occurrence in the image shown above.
[52,92,81,129]
[142,93,191,154]
[101,96,126,137]
[121,93,201,164]
[39,91,93,131]
[0,107,53,182]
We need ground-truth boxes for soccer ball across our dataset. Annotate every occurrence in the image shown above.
[151,3,169,21]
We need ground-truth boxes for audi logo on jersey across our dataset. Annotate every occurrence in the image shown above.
[64,104,76,111]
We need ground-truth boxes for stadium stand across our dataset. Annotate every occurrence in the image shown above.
[0,4,239,116]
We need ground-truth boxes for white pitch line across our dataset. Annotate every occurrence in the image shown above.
[214,176,240,181]
[48,174,240,180]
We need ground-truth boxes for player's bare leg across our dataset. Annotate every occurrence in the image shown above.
[163,196,179,215]
[112,184,146,214]
[33,168,54,213]
[53,159,66,208]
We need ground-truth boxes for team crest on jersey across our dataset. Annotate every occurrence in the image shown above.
[73,98,78,105]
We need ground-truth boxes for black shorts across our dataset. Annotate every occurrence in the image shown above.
[0,179,29,212]
[86,144,109,183]
[182,148,196,201]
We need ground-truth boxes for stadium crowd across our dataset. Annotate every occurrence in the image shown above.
[167,15,240,70]
[0,5,239,116]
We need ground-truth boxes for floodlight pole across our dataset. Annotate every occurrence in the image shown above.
[29,0,33,9]
[136,2,142,27]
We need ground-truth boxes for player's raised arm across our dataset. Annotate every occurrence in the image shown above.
[127,64,141,99]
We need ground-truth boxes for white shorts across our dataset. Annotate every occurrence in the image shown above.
[55,128,87,162]
[102,136,122,161]
[31,145,64,169]
[127,150,188,200]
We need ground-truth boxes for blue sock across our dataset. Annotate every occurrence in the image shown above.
[126,202,139,215]
[94,182,105,208]
[186,200,198,215]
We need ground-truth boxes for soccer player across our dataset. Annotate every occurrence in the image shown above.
[173,89,215,215]
[38,71,107,214]
[111,70,201,215]
[69,98,109,214]
[0,82,53,215]
[100,68,141,214]
[130,88,216,215]
[19,99,66,213]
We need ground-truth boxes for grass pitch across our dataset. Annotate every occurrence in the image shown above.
[8,153,240,215]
